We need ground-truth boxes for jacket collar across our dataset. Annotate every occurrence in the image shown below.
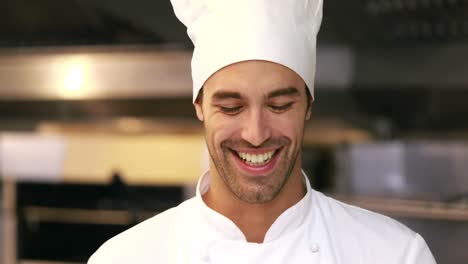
[195,170,313,243]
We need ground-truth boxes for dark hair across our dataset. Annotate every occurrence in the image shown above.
[195,87,204,104]
[305,84,312,111]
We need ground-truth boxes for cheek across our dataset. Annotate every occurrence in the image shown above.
[206,115,240,147]
[270,113,305,140]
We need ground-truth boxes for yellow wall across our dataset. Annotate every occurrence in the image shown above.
[63,133,207,185]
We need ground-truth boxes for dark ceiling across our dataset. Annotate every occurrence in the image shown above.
[1,0,190,47]
[2,0,468,48]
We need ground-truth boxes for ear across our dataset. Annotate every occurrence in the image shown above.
[194,99,204,121]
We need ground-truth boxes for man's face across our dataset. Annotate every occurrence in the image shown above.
[195,60,311,204]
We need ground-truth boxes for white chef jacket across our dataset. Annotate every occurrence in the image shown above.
[88,170,436,264]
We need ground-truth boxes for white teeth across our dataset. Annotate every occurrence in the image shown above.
[236,150,276,165]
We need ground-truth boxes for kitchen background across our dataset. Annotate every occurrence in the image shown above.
[1,0,468,263]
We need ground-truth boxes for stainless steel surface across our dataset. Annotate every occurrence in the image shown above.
[335,141,468,200]
[20,261,83,264]
[0,46,192,100]
[23,206,156,225]
[333,195,468,221]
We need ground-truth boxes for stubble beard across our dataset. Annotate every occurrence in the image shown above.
[207,137,299,204]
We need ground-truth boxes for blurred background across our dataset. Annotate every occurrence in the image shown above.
[0,0,468,263]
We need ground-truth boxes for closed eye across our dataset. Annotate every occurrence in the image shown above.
[269,102,294,112]
[219,105,243,115]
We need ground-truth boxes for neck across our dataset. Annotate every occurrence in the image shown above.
[202,165,306,243]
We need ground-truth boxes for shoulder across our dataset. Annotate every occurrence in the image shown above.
[314,190,414,239]
[87,198,198,264]
[312,191,435,263]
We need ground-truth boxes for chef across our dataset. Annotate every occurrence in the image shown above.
[89,0,436,263]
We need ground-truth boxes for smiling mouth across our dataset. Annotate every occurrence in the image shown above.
[231,148,280,167]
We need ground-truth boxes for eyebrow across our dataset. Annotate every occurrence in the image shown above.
[211,86,300,101]
[212,91,242,100]
[267,86,300,99]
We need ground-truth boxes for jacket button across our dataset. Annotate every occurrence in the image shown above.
[310,243,320,253]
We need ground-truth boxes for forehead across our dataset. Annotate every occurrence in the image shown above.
[202,60,306,99]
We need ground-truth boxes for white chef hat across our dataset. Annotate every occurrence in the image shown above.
[170,0,323,103]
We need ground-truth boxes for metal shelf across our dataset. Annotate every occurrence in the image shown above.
[333,194,468,221]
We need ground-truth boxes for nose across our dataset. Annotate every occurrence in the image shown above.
[240,109,272,147]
